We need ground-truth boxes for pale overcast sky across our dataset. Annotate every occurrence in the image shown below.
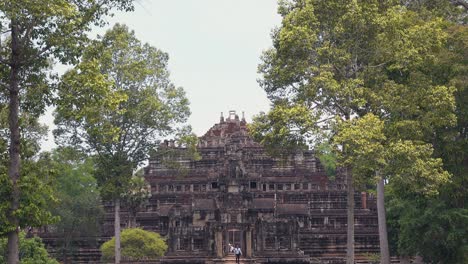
[39,0,281,151]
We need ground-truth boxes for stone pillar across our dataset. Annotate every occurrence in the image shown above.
[246,229,252,258]
[240,230,244,253]
[361,192,367,209]
[261,224,265,252]
[224,230,229,255]
[215,230,223,258]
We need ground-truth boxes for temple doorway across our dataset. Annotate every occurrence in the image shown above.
[228,229,242,248]
[224,229,243,256]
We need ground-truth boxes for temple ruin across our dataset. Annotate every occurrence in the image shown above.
[43,110,380,263]
[113,111,379,263]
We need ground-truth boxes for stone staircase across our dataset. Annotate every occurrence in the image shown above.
[213,255,254,264]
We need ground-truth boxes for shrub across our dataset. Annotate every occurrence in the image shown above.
[100,228,167,262]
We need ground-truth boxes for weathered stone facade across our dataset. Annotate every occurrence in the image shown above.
[103,111,380,263]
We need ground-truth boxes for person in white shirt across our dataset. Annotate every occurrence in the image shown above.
[234,245,242,263]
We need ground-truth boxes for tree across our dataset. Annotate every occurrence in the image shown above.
[0,1,135,263]
[55,24,191,263]
[383,4,468,262]
[255,1,457,263]
[334,115,451,263]
[256,1,389,261]
[48,147,103,263]
[0,111,59,262]
[333,114,389,263]
[121,175,151,228]
[100,228,167,263]
[0,232,59,264]
[387,191,468,263]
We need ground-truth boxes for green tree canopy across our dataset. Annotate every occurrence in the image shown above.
[55,23,191,199]
[383,4,468,263]
[0,117,58,236]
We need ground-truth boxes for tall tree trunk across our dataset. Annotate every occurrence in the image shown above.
[129,212,137,228]
[377,174,390,264]
[7,20,21,264]
[63,247,68,264]
[63,233,72,264]
[115,198,121,264]
[346,168,355,264]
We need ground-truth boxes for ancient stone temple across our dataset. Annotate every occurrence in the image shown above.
[41,110,380,263]
[103,110,380,264]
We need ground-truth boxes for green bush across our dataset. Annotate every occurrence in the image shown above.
[100,228,167,262]
[0,232,59,264]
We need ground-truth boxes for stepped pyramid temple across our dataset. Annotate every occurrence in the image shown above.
[43,111,380,263]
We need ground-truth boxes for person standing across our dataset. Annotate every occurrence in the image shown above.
[234,245,242,263]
